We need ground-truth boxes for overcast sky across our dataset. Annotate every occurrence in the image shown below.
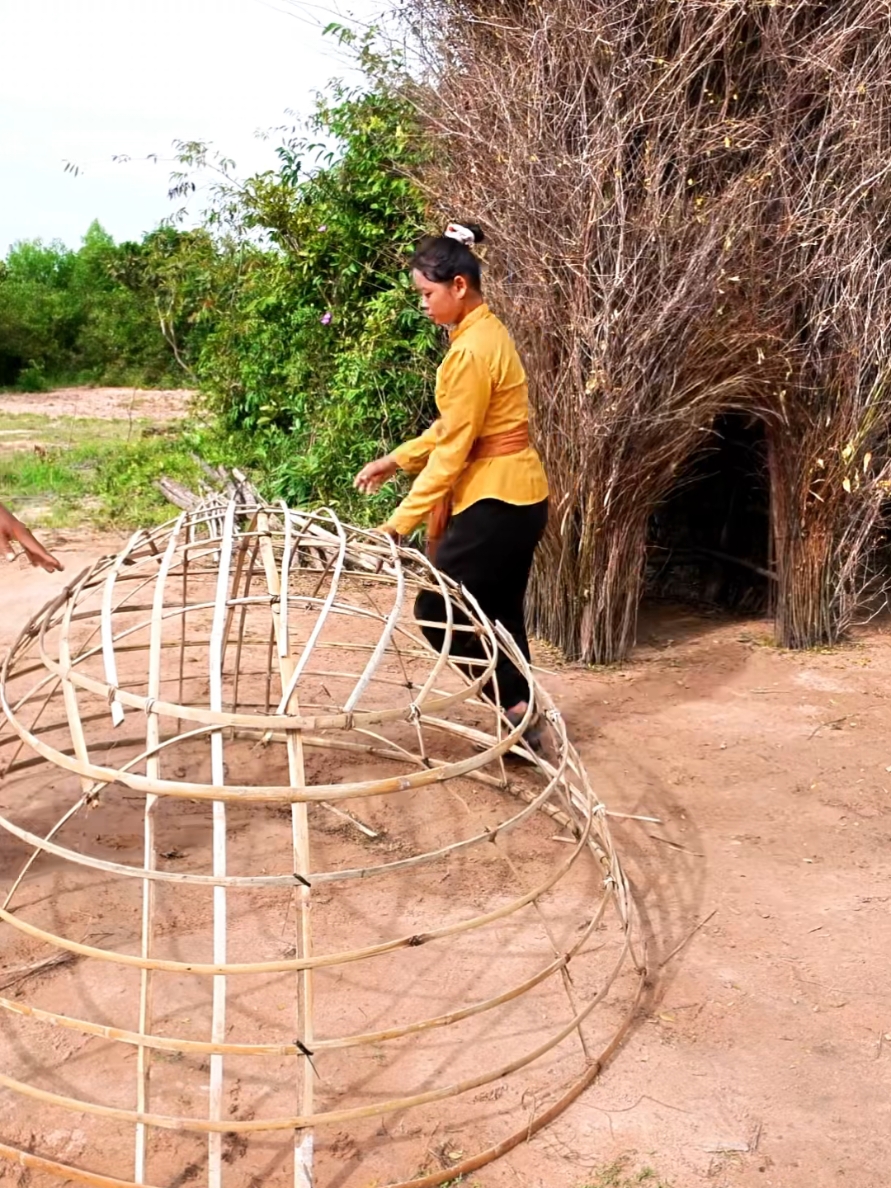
[0,0,384,254]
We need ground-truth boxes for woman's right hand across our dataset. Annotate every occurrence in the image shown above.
[354,455,399,495]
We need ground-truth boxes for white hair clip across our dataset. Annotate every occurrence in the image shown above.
[444,222,476,247]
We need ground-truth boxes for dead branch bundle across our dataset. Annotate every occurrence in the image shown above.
[403,0,891,660]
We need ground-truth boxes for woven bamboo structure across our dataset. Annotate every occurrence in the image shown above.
[0,504,645,1188]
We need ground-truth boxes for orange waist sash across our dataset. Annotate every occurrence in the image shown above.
[426,423,530,562]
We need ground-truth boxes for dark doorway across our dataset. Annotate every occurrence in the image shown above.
[645,414,772,614]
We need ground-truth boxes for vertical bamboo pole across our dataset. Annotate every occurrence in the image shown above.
[57,568,100,797]
[101,529,148,729]
[274,511,348,714]
[208,502,237,1188]
[342,531,403,715]
[230,535,262,713]
[258,511,314,1188]
[135,514,185,1183]
[178,541,189,724]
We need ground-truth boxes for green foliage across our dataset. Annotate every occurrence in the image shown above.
[3,29,439,527]
[0,220,190,389]
[172,33,440,520]
[90,433,211,526]
[0,414,238,530]
[0,238,79,387]
[580,1157,672,1188]
[107,225,223,382]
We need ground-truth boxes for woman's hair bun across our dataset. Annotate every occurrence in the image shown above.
[442,221,485,249]
[412,224,486,291]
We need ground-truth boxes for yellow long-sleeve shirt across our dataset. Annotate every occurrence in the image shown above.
[383,303,549,537]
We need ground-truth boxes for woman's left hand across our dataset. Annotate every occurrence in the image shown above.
[354,455,399,495]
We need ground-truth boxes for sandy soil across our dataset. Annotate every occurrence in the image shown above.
[0,530,130,626]
[1,538,890,1188]
[0,387,194,423]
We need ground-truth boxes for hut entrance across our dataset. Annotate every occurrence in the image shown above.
[645,413,772,615]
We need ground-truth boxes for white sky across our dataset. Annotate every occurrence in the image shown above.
[0,0,384,254]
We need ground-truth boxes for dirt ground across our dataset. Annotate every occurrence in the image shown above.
[1,524,889,1188]
[0,387,193,424]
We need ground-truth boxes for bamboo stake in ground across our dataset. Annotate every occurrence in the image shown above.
[207,501,237,1188]
[135,512,186,1183]
[259,509,316,1187]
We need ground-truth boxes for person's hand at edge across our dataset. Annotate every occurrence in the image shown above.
[0,504,64,573]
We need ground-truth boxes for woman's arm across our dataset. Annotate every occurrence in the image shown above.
[0,504,63,573]
[381,347,491,537]
[390,421,442,475]
[354,422,443,496]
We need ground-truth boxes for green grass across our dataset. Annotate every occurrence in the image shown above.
[580,1157,672,1188]
[0,411,139,447]
[0,412,238,530]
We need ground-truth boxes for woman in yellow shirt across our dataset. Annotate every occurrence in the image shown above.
[354,224,549,744]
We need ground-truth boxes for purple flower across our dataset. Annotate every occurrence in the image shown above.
[320,311,332,325]
[318,224,328,232]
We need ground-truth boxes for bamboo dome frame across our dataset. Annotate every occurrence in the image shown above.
[0,503,646,1188]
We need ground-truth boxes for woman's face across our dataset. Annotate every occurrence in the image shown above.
[412,268,470,326]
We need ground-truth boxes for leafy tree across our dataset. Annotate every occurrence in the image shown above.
[2,30,439,528]
[170,36,440,517]
[0,239,80,387]
[0,222,190,389]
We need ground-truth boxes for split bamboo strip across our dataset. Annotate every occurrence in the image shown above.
[0,962,643,1188]
[273,510,348,713]
[0,815,594,976]
[258,508,316,1186]
[101,528,150,730]
[207,500,236,1188]
[135,512,184,1183]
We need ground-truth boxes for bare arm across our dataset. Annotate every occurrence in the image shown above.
[0,504,63,573]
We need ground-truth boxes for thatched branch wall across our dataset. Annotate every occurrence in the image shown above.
[406,0,891,662]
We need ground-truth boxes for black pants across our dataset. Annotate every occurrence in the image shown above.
[415,498,549,710]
